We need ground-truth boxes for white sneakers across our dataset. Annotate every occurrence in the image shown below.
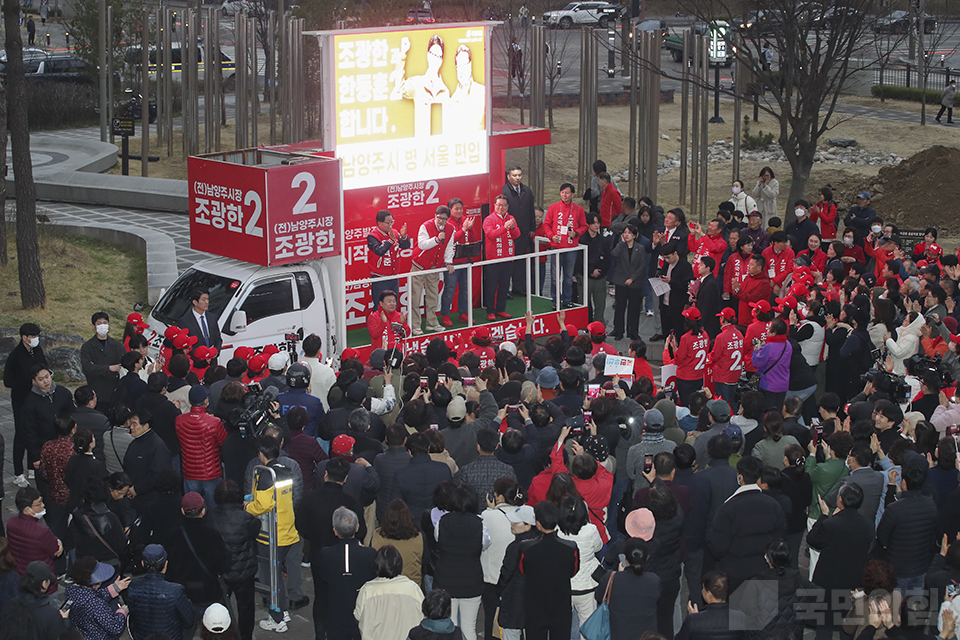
[13,474,28,488]
[259,617,288,633]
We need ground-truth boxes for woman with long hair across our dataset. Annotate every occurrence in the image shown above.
[64,428,108,515]
[603,538,661,640]
[780,444,813,568]
[479,478,525,640]
[752,412,800,469]
[557,495,602,640]
[371,499,424,587]
[810,187,838,240]
[645,483,684,639]
[667,307,710,406]
[354,545,425,640]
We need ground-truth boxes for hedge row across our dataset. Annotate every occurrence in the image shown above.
[870,84,959,105]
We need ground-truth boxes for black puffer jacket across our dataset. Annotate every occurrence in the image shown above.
[206,502,260,583]
[877,490,938,579]
[647,509,684,582]
[496,530,540,630]
[741,567,816,640]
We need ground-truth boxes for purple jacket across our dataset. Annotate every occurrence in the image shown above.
[752,340,792,392]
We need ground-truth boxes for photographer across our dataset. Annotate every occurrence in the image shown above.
[912,371,943,421]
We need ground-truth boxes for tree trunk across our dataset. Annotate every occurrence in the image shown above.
[0,79,7,267]
[784,144,815,225]
[5,0,45,308]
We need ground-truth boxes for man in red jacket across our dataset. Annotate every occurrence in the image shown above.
[175,385,228,507]
[688,218,728,278]
[410,205,455,336]
[544,183,587,309]
[710,308,745,408]
[735,255,773,326]
[483,195,521,320]
[597,172,622,228]
[367,290,411,349]
[761,231,795,293]
[440,197,481,326]
[7,486,63,593]
[366,210,411,310]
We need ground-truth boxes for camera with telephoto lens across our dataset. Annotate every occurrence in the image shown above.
[860,367,911,404]
[734,373,760,402]
[236,384,281,439]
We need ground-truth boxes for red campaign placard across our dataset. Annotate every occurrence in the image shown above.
[188,158,269,262]
[348,307,589,362]
[264,159,343,265]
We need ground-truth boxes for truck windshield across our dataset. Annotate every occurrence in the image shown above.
[152,268,239,325]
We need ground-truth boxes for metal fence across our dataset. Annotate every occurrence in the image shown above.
[874,63,958,89]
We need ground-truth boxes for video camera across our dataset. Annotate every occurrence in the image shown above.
[906,354,955,390]
[734,373,760,402]
[236,384,280,439]
[861,367,912,404]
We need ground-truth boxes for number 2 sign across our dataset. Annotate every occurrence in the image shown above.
[188,154,343,266]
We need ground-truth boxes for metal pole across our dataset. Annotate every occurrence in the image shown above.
[213,9,221,151]
[529,24,545,206]
[649,30,660,204]
[165,9,173,157]
[141,8,149,176]
[268,10,276,144]
[281,13,289,142]
[620,15,629,77]
[679,29,689,206]
[733,41,742,182]
[690,33,700,220]
[191,5,200,156]
[250,16,259,147]
[920,0,927,125]
[236,12,245,149]
[709,62,723,123]
[155,8,163,146]
[98,0,107,141]
[698,36,709,221]
[107,5,113,144]
[628,30,637,195]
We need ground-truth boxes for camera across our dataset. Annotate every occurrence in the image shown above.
[735,373,760,402]
[906,354,955,389]
[861,367,912,404]
[236,385,281,439]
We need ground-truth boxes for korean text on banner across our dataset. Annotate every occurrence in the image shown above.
[605,355,635,378]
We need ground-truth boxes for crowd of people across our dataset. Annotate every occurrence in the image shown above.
[5,168,960,640]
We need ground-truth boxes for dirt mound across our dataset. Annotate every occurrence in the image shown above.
[868,145,960,233]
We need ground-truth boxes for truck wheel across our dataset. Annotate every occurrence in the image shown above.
[560,16,572,29]
[671,48,682,62]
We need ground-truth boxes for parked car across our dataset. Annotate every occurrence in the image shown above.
[25,55,92,83]
[0,48,50,74]
[542,2,623,29]
[874,10,936,34]
[406,7,436,23]
[736,10,783,36]
[636,18,668,39]
[809,5,866,31]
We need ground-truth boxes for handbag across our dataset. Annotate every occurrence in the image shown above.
[580,572,616,640]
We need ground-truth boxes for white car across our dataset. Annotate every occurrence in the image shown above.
[542,2,623,29]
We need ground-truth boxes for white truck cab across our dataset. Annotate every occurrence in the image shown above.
[144,256,342,364]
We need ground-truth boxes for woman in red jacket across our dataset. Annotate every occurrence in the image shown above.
[743,300,775,374]
[724,236,755,303]
[666,307,710,406]
[840,229,866,276]
[809,187,838,240]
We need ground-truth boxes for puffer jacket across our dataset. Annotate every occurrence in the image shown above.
[175,406,227,481]
[126,572,195,640]
[206,502,260,583]
[64,584,127,640]
[877,489,938,579]
[741,567,816,640]
[647,509,685,583]
[21,383,75,464]
[752,338,792,393]
[885,314,925,375]
[496,529,540,630]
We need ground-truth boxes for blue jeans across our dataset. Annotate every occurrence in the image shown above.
[184,477,221,508]
[715,382,738,415]
[440,266,469,317]
[551,251,578,305]
[896,573,925,595]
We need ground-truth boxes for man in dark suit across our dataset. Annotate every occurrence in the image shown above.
[806,483,874,637]
[676,571,746,640]
[519,501,579,640]
[314,506,376,640]
[693,257,722,339]
[389,432,452,521]
[653,240,694,342]
[824,442,884,532]
[707,455,785,593]
[177,287,222,353]
[502,165,535,296]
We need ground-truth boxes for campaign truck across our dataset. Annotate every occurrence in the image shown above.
[144,21,588,365]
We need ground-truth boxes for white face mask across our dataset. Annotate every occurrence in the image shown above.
[871,225,882,234]
[732,186,741,195]
[795,208,806,218]
[28,337,39,348]
[96,324,110,337]
[843,238,854,247]
[31,508,46,519]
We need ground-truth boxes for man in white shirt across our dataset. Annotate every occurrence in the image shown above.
[301,333,337,411]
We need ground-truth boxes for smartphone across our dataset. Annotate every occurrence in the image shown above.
[583,410,593,423]
[506,404,520,413]
[644,454,654,473]
[429,424,439,430]
[605,388,617,397]
[587,384,600,399]
[464,377,476,386]
[60,599,73,611]
[438,374,447,384]
[419,376,428,388]
[688,221,696,229]
[949,584,960,598]
[618,553,627,567]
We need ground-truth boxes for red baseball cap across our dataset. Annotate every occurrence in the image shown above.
[681,307,702,321]
[929,243,943,256]
[775,296,798,309]
[193,346,211,360]
[341,348,361,361]
[749,300,773,314]
[950,334,960,345]
[126,312,149,331]
[332,434,356,456]
[164,326,182,340]
[473,326,491,340]
[717,308,736,320]
[588,321,606,336]
[173,333,198,350]
[788,283,808,297]
[247,354,268,373]
[262,344,280,357]
[564,324,578,336]
[234,346,255,361]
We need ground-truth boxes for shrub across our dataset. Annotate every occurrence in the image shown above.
[27,82,99,129]
[742,115,776,150]
[870,84,959,105]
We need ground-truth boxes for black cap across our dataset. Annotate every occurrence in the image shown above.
[19,323,40,336]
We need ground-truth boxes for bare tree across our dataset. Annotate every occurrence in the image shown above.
[0,81,6,267]
[4,0,45,307]
[623,0,890,221]
[544,25,576,128]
